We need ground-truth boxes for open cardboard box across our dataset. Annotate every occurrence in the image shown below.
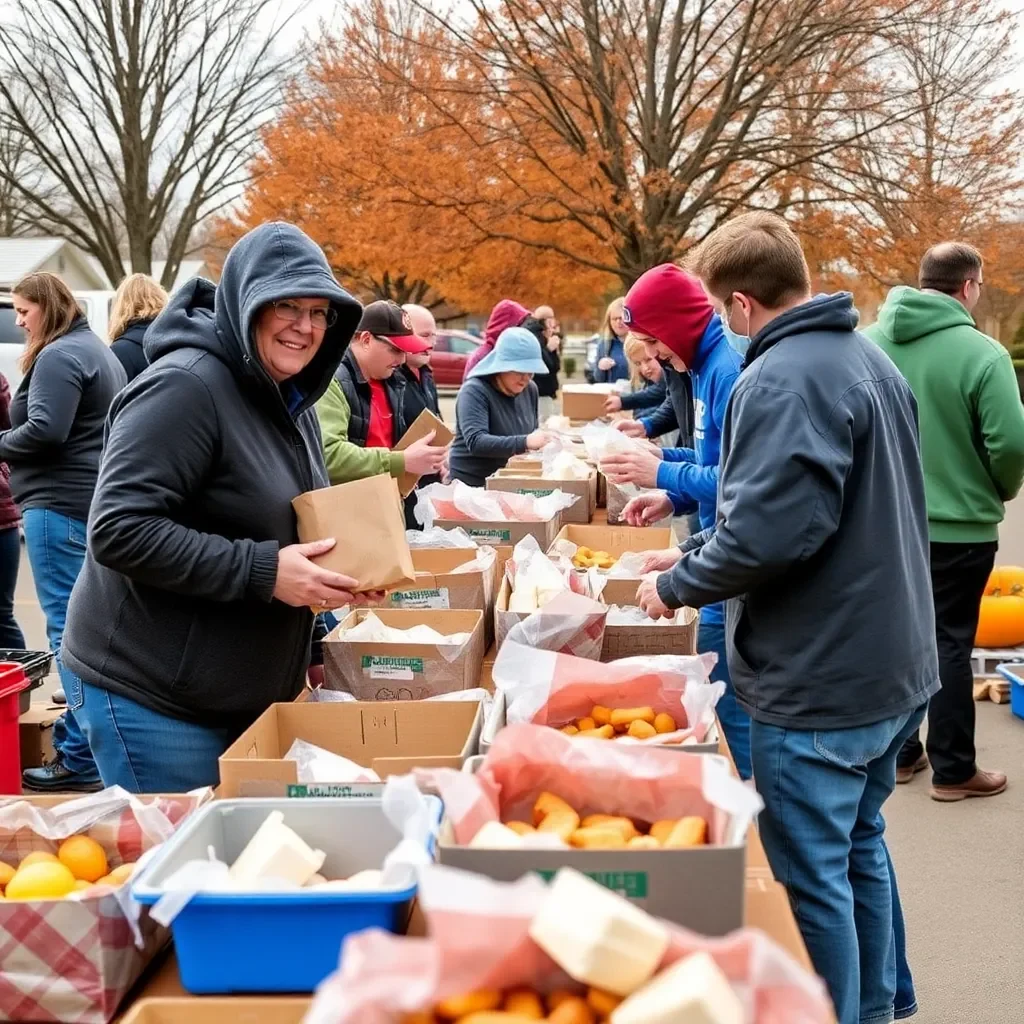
[553,523,674,602]
[432,512,564,549]
[438,752,745,936]
[120,999,310,1024]
[486,468,596,525]
[323,608,486,700]
[492,575,607,654]
[19,702,63,768]
[218,699,483,797]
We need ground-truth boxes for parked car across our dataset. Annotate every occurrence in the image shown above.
[583,333,601,383]
[431,329,482,387]
[0,295,24,391]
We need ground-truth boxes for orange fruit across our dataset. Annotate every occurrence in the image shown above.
[57,836,108,883]
[19,851,59,870]
[0,861,15,890]
[6,861,77,900]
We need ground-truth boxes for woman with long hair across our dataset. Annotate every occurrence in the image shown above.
[108,273,169,382]
[594,296,630,383]
[3,272,126,791]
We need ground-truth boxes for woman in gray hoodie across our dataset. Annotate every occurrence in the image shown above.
[63,223,372,792]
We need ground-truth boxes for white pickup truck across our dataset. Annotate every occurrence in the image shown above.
[0,290,113,391]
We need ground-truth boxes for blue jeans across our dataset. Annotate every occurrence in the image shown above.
[697,619,751,779]
[22,509,99,780]
[0,526,25,649]
[751,705,925,1024]
[78,681,235,792]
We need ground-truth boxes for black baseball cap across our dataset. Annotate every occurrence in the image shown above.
[357,300,430,354]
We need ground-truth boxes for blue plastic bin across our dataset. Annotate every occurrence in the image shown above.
[996,663,1024,721]
[132,796,441,994]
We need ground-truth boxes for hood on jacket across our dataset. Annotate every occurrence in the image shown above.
[116,319,154,346]
[745,292,859,366]
[145,222,363,411]
[870,286,975,345]
[484,299,531,347]
[623,264,714,368]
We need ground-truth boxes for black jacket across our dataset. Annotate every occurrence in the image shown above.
[620,376,666,413]
[639,364,693,447]
[62,223,362,727]
[335,348,408,446]
[400,363,440,426]
[659,294,939,729]
[523,317,560,398]
[109,319,153,383]
[0,316,126,522]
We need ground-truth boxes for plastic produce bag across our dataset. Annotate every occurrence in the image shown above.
[0,787,209,1023]
[334,610,470,648]
[415,480,577,529]
[541,442,591,481]
[491,639,721,746]
[406,526,479,549]
[306,863,833,1024]
[284,739,382,784]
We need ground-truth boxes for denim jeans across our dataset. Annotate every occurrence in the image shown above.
[22,508,99,780]
[0,525,25,649]
[78,682,238,792]
[697,619,751,779]
[751,705,926,1024]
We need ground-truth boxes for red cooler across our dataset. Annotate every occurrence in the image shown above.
[0,662,30,794]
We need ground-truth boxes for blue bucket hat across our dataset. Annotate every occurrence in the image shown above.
[467,326,549,379]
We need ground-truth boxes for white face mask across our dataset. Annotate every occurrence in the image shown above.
[721,321,750,356]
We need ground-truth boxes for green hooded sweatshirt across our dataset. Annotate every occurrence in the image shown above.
[863,286,1024,543]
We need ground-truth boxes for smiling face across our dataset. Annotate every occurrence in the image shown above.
[12,295,43,343]
[253,297,331,383]
[351,331,406,380]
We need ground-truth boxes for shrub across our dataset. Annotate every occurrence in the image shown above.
[562,355,577,378]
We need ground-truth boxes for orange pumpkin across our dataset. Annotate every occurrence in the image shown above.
[984,566,1024,597]
[975,594,1024,648]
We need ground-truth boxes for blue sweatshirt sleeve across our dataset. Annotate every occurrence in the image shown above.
[661,447,696,464]
[656,460,718,505]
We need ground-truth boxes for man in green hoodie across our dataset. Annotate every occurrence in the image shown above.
[864,242,1024,802]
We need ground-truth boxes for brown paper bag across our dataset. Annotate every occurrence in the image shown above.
[395,409,454,497]
[292,475,416,591]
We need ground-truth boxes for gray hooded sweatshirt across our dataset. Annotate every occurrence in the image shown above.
[658,293,939,730]
[62,223,362,727]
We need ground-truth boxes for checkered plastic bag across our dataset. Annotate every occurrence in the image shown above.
[0,787,210,1023]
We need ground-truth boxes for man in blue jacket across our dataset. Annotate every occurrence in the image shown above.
[600,263,750,777]
[635,213,937,1024]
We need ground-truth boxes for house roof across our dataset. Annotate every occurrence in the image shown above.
[0,237,67,287]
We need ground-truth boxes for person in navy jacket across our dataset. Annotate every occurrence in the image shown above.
[600,263,750,777]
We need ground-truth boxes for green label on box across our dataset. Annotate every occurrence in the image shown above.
[516,487,555,497]
[467,527,512,542]
[389,587,450,609]
[534,869,648,899]
[287,784,383,798]
[360,655,425,680]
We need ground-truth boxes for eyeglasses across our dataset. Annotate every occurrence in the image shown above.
[271,300,337,330]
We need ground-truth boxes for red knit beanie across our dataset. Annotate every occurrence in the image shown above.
[622,264,713,367]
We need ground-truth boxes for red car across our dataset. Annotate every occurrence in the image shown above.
[430,329,483,387]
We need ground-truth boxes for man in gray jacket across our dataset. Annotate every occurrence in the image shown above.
[637,213,938,1024]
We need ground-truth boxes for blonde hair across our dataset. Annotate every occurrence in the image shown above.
[623,333,649,389]
[109,273,169,341]
[599,296,626,339]
[12,272,83,372]
[686,212,810,309]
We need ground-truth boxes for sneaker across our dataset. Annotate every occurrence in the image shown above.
[22,757,102,793]
[930,769,1007,803]
[896,753,929,784]
[51,688,66,706]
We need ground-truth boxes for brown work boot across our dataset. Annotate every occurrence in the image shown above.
[896,753,928,785]
[930,769,1008,802]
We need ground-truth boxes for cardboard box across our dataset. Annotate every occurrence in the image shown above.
[433,514,562,549]
[121,999,311,1024]
[553,524,673,591]
[18,703,62,768]
[745,876,814,972]
[561,385,614,422]
[486,469,596,525]
[388,548,491,613]
[218,699,483,797]
[395,409,455,497]
[602,605,699,662]
[493,575,608,654]
[323,608,486,700]
[438,754,746,935]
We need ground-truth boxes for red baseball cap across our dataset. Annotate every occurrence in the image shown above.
[358,300,431,354]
